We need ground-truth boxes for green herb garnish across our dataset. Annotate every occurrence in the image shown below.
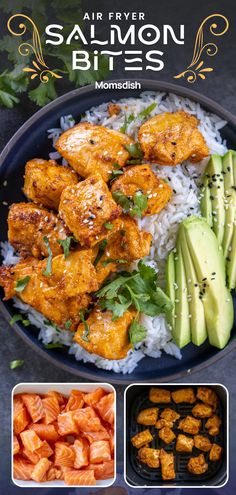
[10,359,24,370]
[65,320,72,330]
[15,276,30,292]
[109,169,124,182]
[103,222,114,230]
[125,142,143,159]
[138,102,157,119]
[42,236,53,276]
[94,239,108,266]
[129,321,147,346]
[96,261,172,323]
[57,236,74,259]
[120,113,135,133]
[9,314,30,326]
[80,310,90,342]
[112,190,148,218]
[44,343,64,349]
[102,259,128,266]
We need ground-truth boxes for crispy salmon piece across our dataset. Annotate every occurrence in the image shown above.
[72,439,89,469]
[160,449,175,480]
[13,435,20,455]
[192,403,213,418]
[64,468,96,486]
[90,440,111,464]
[137,408,159,426]
[138,447,160,469]
[57,411,78,436]
[187,453,208,475]
[29,424,59,442]
[84,388,106,407]
[149,387,171,403]
[209,443,222,462]
[54,442,75,468]
[65,390,84,411]
[74,407,103,432]
[13,456,34,480]
[36,440,54,459]
[13,397,30,434]
[131,429,153,449]
[196,387,218,409]
[205,415,221,436]
[42,396,60,424]
[21,394,45,423]
[84,460,114,480]
[96,393,114,425]
[20,430,44,452]
[31,457,52,482]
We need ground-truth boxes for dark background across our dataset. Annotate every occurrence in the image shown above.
[0,0,236,493]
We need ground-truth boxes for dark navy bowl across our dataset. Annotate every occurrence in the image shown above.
[1,79,236,383]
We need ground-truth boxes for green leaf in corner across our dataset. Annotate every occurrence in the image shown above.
[15,276,30,292]
[129,321,147,345]
[10,359,24,370]
[28,78,57,107]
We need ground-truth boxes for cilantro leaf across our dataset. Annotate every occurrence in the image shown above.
[100,297,132,320]
[65,320,72,330]
[28,78,57,107]
[79,310,90,342]
[42,236,53,276]
[138,102,157,119]
[125,143,143,159]
[94,239,108,266]
[10,359,24,370]
[112,191,132,211]
[15,276,30,292]
[120,113,135,133]
[130,192,148,218]
[109,169,124,183]
[57,236,74,258]
[129,321,147,345]
[103,222,114,230]
[9,314,30,326]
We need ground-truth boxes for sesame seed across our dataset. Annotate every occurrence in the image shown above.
[2,201,8,206]
[3,180,7,187]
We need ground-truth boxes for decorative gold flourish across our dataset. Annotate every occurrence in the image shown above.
[7,14,62,83]
[174,14,229,83]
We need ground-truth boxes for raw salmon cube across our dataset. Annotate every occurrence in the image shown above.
[45,391,65,405]
[57,411,78,435]
[85,460,114,480]
[74,407,103,432]
[31,457,52,482]
[83,429,110,444]
[20,430,43,452]
[22,448,39,464]
[35,440,54,459]
[84,388,106,407]
[65,390,84,411]
[55,442,75,468]
[42,396,60,424]
[64,469,96,486]
[13,435,20,455]
[13,456,34,480]
[96,393,114,424]
[72,438,89,469]
[90,440,111,464]
[29,423,59,442]
[13,397,30,434]
[21,394,45,423]
[47,466,62,481]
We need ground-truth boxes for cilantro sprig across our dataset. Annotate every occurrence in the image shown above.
[15,276,30,292]
[42,236,53,276]
[96,261,172,323]
[112,190,148,218]
[57,236,75,259]
[80,310,90,342]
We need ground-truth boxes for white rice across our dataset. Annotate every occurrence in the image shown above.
[0,92,228,374]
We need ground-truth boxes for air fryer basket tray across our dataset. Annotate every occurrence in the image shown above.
[125,385,227,487]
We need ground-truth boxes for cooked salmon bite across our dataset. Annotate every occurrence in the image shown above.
[74,307,135,360]
[160,449,175,480]
[111,164,172,216]
[187,453,208,475]
[131,429,153,449]
[136,408,159,426]
[55,122,134,182]
[138,447,160,468]
[8,202,69,259]
[138,111,209,166]
[59,173,122,248]
[23,159,78,210]
[176,434,194,453]
[172,387,196,404]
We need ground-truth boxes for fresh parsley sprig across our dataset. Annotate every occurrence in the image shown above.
[112,190,148,218]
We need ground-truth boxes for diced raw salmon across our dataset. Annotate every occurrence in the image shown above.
[65,390,84,411]
[13,435,20,455]
[106,426,115,453]
[13,456,34,480]
[57,411,78,436]
[72,438,89,469]
[22,448,39,464]
[42,396,60,424]
[64,469,96,486]
[84,460,114,480]
[20,430,43,452]
[21,394,45,423]
[96,393,114,425]
[84,388,106,407]
[83,429,110,444]
[31,457,52,482]
[46,391,65,405]
[13,397,30,434]
[54,442,75,468]
[90,440,111,464]
[35,440,54,459]
[29,423,59,442]
[47,466,62,481]
[74,407,103,432]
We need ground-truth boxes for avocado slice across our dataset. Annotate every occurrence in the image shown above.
[203,155,225,245]
[182,216,233,349]
[177,225,207,346]
[165,251,176,330]
[173,245,191,348]
[222,150,236,259]
[227,224,236,289]
[200,176,213,228]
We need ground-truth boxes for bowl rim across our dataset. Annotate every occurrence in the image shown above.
[1,78,236,384]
